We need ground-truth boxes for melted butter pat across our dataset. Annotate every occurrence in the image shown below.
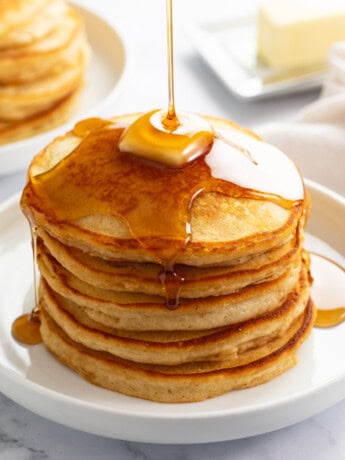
[119,109,214,167]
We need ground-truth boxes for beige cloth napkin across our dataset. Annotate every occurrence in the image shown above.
[258,43,345,197]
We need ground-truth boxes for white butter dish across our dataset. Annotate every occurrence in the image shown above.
[188,16,326,100]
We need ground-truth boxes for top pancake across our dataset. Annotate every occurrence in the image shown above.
[0,0,45,33]
[0,8,87,84]
[22,114,308,266]
[0,0,66,49]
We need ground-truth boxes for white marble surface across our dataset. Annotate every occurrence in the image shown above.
[0,389,345,460]
[0,0,344,458]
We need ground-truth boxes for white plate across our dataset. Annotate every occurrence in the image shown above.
[188,17,325,100]
[0,180,344,444]
[0,3,127,176]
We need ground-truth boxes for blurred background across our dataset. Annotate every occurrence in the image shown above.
[86,0,322,127]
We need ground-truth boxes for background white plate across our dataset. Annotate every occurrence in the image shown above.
[0,180,344,444]
[0,3,127,176]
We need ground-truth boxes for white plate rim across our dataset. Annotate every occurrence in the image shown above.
[0,179,344,443]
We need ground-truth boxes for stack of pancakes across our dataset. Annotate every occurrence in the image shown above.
[0,0,89,145]
[21,115,314,403]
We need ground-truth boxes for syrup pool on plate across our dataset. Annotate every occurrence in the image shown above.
[309,252,345,328]
[11,224,41,345]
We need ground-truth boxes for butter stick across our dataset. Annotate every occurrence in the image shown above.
[258,0,345,68]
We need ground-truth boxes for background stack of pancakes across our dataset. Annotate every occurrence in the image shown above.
[0,0,89,145]
[22,115,315,403]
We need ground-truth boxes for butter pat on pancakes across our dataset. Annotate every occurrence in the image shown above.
[258,0,345,68]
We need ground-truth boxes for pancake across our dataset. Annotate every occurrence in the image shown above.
[0,0,67,49]
[40,299,315,402]
[30,191,303,266]
[0,53,85,121]
[38,244,303,331]
[0,9,87,84]
[0,0,47,38]
[0,0,89,145]
[0,86,81,145]
[38,228,302,298]
[23,114,309,267]
[39,268,310,365]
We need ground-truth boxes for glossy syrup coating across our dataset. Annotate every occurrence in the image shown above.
[21,117,304,309]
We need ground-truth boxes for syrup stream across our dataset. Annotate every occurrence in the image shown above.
[163,0,179,130]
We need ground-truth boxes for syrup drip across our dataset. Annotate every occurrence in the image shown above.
[158,188,201,309]
[311,252,345,328]
[11,225,42,345]
[159,264,185,309]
